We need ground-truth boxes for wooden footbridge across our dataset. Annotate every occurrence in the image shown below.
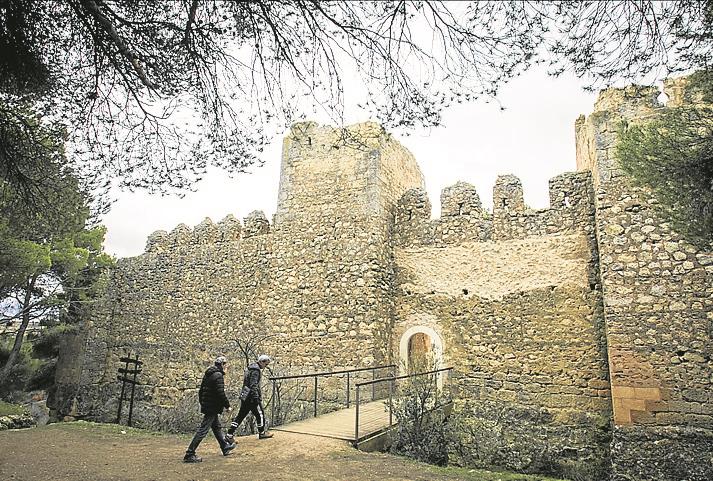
[267,365,453,450]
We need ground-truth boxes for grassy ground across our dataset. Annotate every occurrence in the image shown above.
[0,400,26,416]
[0,421,566,481]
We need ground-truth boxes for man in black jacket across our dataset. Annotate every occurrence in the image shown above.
[225,354,273,442]
[183,356,236,463]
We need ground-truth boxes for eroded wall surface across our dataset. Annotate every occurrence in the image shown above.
[393,174,611,479]
[576,78,713,481]
[57,122,424,431]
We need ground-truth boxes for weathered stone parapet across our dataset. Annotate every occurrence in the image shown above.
[193,218,219,244]
[243,210,270,237]
[441,181,482,217]
[218,214,241,241]
[145,230,168,253]
[143,215,245,254]
[592,85,661,119]
[395,173,596,246]
[167,223,192,246]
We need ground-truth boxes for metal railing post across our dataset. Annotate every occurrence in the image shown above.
[355,385,360,443]
[372,368,376,400]
[388,376,394,427]
[346,372,350,408]
[271,380,276,427]
[313,376,318,417]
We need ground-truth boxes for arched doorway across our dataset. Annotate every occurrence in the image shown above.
[399,326,444,382]
[407,332,432,371]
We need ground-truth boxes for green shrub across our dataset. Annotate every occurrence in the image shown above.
[616,70,713,248]
[0,400,26,416]
[31,324,77,359]
[27,359,56,390]
[390,356,453,466]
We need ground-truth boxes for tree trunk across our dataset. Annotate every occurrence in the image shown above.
[0,274,38,382]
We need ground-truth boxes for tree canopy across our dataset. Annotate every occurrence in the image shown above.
[617,71,713,248]
[0,102,113,384]
[1,1,711,199]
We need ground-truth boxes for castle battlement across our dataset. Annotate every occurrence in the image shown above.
[144,211,270,254]
[395,170,594,247]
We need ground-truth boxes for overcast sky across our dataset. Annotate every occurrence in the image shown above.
[102,66,603,258]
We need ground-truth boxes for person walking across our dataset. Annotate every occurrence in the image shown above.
[225,354,273,442]
[183,356,236,463]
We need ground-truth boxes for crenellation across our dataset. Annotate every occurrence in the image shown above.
[217,214,242,241]
[167,223,192,247]
[493,174,526,214]
[192,217,219,244]
[145,230,168,253]
[242,210,270,237]
[394,188,433,246]
[548,171,597,232]
[395,173,596,247]
[440,182,482,217]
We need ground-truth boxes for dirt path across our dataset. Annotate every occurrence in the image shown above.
[0,422,561,481]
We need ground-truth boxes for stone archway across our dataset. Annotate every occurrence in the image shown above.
[399,326,444,380]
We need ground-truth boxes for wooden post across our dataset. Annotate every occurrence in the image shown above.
[346,372,350,408]
[116,356,130,423]
[127,353,140,427]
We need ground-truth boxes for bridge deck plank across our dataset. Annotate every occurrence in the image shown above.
[272,400,391,442]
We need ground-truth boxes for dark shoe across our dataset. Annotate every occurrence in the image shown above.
[258,431,273,439]
[183,454,202,463]
[222,442,236,456]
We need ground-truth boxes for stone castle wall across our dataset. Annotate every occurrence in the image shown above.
[58,122,425,431]
[54,76,713,481]
[392,172,610,478]
[575,78,713,481]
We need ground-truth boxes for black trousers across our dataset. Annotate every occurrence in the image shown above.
[186,413,228,455]
[228,400,266,435]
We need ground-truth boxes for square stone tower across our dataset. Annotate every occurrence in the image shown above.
[576,79,713,481]
[268,121,425,368]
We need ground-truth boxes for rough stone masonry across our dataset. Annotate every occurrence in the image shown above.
[54,77,712,481]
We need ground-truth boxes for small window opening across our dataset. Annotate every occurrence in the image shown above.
[462,288,469,296]
[501,198,507,208]
[657,91,669,106]
[564,194,571,207]
[458,202,464,215]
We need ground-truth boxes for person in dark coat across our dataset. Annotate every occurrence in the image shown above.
[225,354,273,442]
[183,356,236,463]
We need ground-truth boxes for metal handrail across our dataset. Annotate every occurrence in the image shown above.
[354,367,453,388]
[269,364,396,381]
[269,364,396,427]
[354,367,453,443]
